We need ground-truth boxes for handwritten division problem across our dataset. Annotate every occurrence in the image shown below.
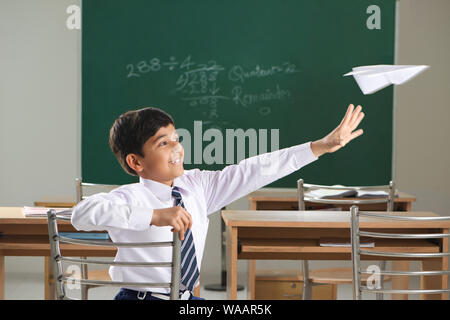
[126,55,300,119]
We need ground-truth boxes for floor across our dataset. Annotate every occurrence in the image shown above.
[3,256,444,300]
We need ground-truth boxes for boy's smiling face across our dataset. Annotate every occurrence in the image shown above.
[126,124,184,186]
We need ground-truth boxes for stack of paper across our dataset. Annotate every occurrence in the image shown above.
[23,206,71,217]
[305,186,356,199]
[344,64,429,94]
[305,187,393,199]
[356,190,389,198]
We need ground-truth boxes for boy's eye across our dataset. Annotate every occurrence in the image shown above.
[158,135,181,147]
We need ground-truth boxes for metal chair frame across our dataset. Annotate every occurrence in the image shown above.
[297,179,395,300]
[47,209,181,300]
[76,177,120,202]
[350,205,450,300]
[75,178,121,299]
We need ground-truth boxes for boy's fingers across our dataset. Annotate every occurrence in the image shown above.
[171,221,184,240]
[187,212,193,228]
[171,221,180,232]
[341,104,354,127]
[181,208,193,228]
[349,105,362,127]
[179,215,190,235]
[351,112,365,131]
[349,128,364,142]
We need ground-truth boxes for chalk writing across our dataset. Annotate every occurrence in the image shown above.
[231,85,291,107]
[228,62,299,83]
[125,56,299,119]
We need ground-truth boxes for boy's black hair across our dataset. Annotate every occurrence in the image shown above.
[109,107,174,176]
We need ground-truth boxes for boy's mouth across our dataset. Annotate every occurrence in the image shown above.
[169,157,183,165]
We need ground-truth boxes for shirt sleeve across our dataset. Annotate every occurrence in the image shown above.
[200,141,318,215]
[71,189,153,232]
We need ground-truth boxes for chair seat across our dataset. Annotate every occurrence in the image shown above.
[309,267,391,285]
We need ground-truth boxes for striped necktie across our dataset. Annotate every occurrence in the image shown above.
[171,186,199,291]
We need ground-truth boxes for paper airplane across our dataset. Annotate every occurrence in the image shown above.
[344,64,429,94]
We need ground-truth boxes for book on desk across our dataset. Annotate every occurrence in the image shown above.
[59,232,110,240]
[305,187,397,199]
[306,188,385,247]
[22,207,109,240]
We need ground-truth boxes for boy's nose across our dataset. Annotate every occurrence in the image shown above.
[171,141,183,151]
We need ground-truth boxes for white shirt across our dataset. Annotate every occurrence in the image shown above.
[71,141,318,293]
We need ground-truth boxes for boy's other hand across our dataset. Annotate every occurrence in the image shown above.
[311,104,365,157]
[151,206,193,240]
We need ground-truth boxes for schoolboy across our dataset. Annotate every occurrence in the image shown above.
[72,104,364,300]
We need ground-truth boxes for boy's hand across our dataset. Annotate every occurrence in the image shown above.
[311,104,365,157]
[151,206,193,240]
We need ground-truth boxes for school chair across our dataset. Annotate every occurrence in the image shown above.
[47,209,182,300]
[75,178,120,299]
[350,205,450,300]
[76,177,120,202]
[297,179,395,300]
[75,178,201,299]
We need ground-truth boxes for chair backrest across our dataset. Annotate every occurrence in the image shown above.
[76,178,120,203]
[46,209,181,300]
[297,179,395,211]
[350,205,450,300]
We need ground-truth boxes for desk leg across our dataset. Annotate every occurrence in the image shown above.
[0,255,4,300]
[420,258,447,300]
[247,260,255,300]
[391,261,409,300]
[420,230,448,300]
[226,226,238,300]
[194,282,201,298]
[247,200,257,300]
[44,257,55,300]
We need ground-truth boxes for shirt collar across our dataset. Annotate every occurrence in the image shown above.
[139,176,190,202]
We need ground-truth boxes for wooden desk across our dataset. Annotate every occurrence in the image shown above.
[0,206,202,300]
[247,188,416,300]
[222,210,448,300]
[248,189,416,211]
[0,207,115,300]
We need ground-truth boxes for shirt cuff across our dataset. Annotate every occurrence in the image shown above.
[291,141,318,168]
[128,206,153,231]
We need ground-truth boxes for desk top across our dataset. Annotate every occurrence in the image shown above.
[0,207,28,219]
[0,207,71,225]
[248,188,416,202]
[221,210,450,229]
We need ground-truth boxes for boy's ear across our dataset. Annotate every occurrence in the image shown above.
[126,154,144,174]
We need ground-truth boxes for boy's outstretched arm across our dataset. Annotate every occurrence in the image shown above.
[311,104,365,157]
[200,104,365,214]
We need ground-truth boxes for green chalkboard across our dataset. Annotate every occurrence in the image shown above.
[82,0,395,187]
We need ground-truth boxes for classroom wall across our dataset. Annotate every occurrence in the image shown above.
[0,0,449,286]
[0,0,81,205]
[393,0,450,215]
